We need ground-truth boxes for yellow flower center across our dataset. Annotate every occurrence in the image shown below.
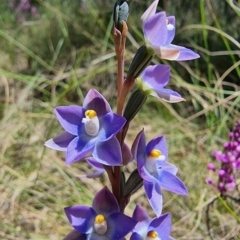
[94,214,107,235]
[85,110,97,118]
[148,149,161,158]
[147,230,158,239]
[95,214,105,224]
[82,110,99,136]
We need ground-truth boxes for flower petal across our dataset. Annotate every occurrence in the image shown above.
[132,205,150,237]
[151,45,180,60]
[165,44,200,61]
[93,137,122,166]
[44,131,75,151]
[140,0,159,26]
[149,213,172,240]
[165,16,176,45]
[153,88,185,103]
[54,106,84,136]
[146,135,168,159]
[144,181,163,217]
[158,170,188,195]
[83,89,111,117]
[144,12,168,46]
[64,206,95,234]
[92,187,119,215]
[140,65,170,89]
[160,162,178,175]
[130,233,143,240]
[132,130,147,172]
[66,136,95,164]
[98,112,126,141]
[106,212,137,240]
[79,157,105,178]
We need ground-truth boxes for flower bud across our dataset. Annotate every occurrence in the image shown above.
[113,0,129,31]
[123,89,147,123]
[127,46,154,79]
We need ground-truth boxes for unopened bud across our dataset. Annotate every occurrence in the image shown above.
[123,89,147,123]
[127,46,153,79]
[113,0,129,31]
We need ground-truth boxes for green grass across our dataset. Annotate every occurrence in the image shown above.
[0,0,240,239]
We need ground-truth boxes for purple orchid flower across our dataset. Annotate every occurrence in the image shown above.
[130,204,172,240]
[141,0,200,61]
[132,130,188,216]
[64,187,137,240]
[45,89,126,166]
[137,64,185,103]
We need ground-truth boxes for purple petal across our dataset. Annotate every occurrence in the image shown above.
[83,89,111,117]
[144,181,163,217]
[130,233,143,240]
[107,212,137,240]
[158,170,188,195]
[64,206,95,234]
[132,130,147,172]
[98,113,126,141]
[141,65,170,89]
[79,158,105,178]
[44,131,75,151]
[93,137,122,166]
[63,229,88,240]
[92,187,119,215]
[153,88,185,103]
[54,106,84,136]
[66,136,96,164]
[132,205,150,237]
[165,16,176,45]
[140,0,159,26]
[149,213,172,240]
[165,44,200,61]
[122,142,133,165]
[144,12,168,46]
[146,136,168,159]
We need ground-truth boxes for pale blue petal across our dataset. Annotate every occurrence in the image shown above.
[144,181,163,217]
[158,170,188,195]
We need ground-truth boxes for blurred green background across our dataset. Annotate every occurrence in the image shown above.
[0,0,239,239]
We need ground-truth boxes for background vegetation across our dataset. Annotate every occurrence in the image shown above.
[0,0,239,239]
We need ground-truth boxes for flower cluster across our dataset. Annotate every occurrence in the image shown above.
[45,0,199,239]
[207,121,240,194]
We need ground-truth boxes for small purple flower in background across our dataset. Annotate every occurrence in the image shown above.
[207,121,240,194]
[45,89,126,166]
[141,0,200,61]
[137,64,185,103]
[130,204,172,240]
[11,0,40,21]
[132,130,188,216]
[64,187,137,240]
